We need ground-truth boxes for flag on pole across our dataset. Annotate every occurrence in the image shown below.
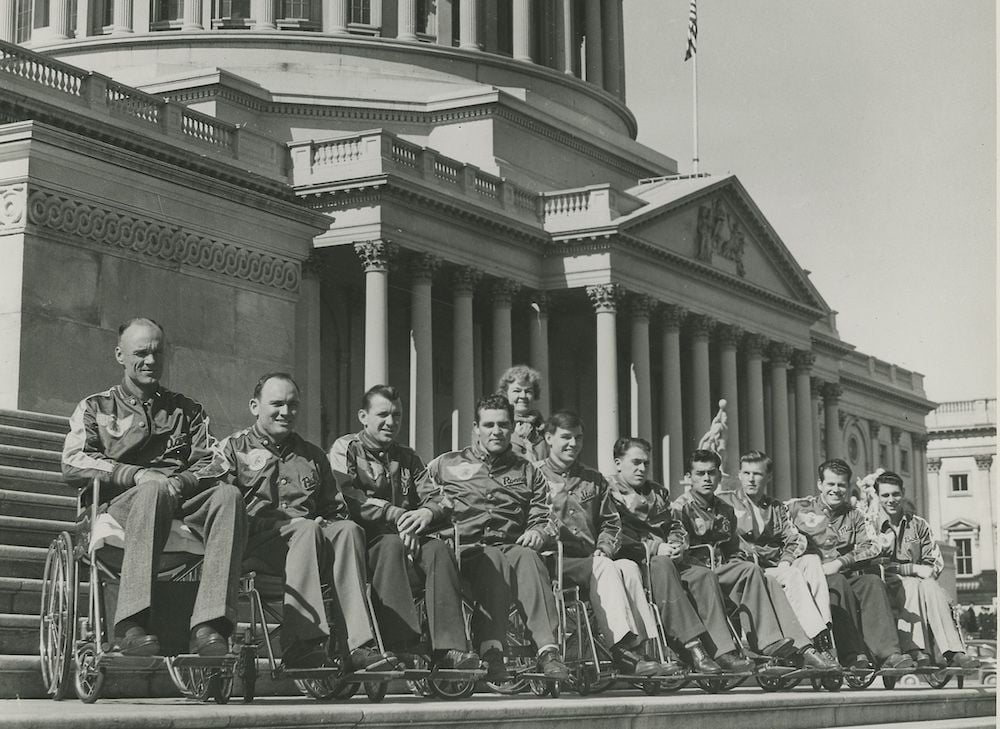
[684,0,698,61]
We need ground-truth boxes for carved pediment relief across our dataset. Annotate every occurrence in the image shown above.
[695,197,746,277]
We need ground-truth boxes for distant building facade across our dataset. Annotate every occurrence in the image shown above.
[0,2,933,498]
[926,399,998,608]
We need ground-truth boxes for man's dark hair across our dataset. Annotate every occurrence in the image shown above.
[874,470,905,494]
[544,410,583,434]
[361,384,401,411]
[818,458,852,481]
[688,448,722,471]
[740,450,773,474]
[253,372,299,400]
[117,317,164,341]
[474,394,514,424]
[613,436,652,460]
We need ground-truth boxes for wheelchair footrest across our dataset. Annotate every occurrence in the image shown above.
[345,669,405,680]
[96,654,164,672]
[877,667,917,677]
[166,654,238,669]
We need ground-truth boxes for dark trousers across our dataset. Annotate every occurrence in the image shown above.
[827,572,902,662]
[646,555,709,645]
[677,563,738,656]
[461,544,559,651]
[244,518,375,651]
[367,533,467,652]
[706,559,785,653]
[109,481,247,634]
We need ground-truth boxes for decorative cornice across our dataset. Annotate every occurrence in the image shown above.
[354,239,398,272]
[714,323,742,349]
[837,371,936,412]
[451,265,482,295]
[792,350,816,371]
[927,457,942,473]
[927,425,997,440]
[586,283,624,314]
[0,183,27,231]
[660,303,687,329]
[25,187,299,291]
[975,454,994,471]
[743,332,770,358]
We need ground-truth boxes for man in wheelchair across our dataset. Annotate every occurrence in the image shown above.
[197,373,391,671]
[416,394,570,682]
[869,471,978,670]
[329,384,480,670]
[608,439,749,674]
[61,317,247,658]
[537,412,679,677]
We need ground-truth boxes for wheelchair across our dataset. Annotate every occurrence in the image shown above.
[683,542,840,694]
[39,477,239,704]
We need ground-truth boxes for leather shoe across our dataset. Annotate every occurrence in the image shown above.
[761,638,796,659]
[612,647,660,677]
[118,626,160,657]
[190,624,229,657]
[653,659,686,676]
[536,648,570,680]
[846,654,874,670]
[946,651,980,670]
[688,641,722,673]
[881,653,916,670]
[433,649,481,670]
[911,650,932,667]
[715,650,753,673]
[799,646,839,671]
[481,647,508,681]
[350,645,397,672]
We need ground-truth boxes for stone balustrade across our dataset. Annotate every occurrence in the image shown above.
[541,183,643,233]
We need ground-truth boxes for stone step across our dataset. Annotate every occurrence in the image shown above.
[0,576,89,616]
[0,444,63,472]
[0,515,75,548]
[0,410,68,435]
[0,465,74,497]
[0,424,65,450]
[0,544,49,579]
[0,489,76,521]
[0,613,37,654]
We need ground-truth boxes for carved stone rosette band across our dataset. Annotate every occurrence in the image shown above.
[0,183,27,231]
[354,239,398,272]
[586,283,624,314]
[26,188,299,291]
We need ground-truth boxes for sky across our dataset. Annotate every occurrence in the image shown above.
[622,0,996,403]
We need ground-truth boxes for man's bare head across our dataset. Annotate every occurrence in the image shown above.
[115,318,165,393]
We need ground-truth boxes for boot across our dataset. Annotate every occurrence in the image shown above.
[687,639,722,674]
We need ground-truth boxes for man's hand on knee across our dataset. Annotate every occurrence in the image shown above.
[822,559,843,576]
[135,469,181,505]
[515,529,544,551]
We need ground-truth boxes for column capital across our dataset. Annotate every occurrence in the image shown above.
[452,265,482,294]
[792,350,816,371]
[714,323,743,348]
[530,290,552,314]
[910,432,928,449]
[743,332,770,357]
[410,253,441,283]
[587,283,624,314]
[491,278,521,306]
[686,313,714,339]
[768,342,794,366]
[660,303,687,329]
[975,454,993,471]
[868,419,882,439]
[927,457,942,473]
[628,293,657,319]
[821,382,843,403]
[354,239,398,272]
[890,426,902,444]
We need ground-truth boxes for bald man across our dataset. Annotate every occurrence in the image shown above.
[62,318,247,657]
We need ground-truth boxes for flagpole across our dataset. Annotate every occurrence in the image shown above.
[692,46,699,174]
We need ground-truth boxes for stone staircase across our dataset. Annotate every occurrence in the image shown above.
[0,409,74,699]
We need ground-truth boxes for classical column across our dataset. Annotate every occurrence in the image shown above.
[768,343,793,501]
[323,0,348,33]
[397,0,418,39]
[716,323,742,475]
[910,432,926,517]
[181,0,204,30]
[251,0,276,30]
[743,334,768,451]
[600,0,624,96]
[295,255,323,444]
[49,0,72,39]
[687,314,712,445]
[0,1,15,42]
[554,0,573,73]
[491,279,519,387]
[822,382,843,459]
[890,427,902,472]
[584,0,603,86]
[112,0,134,33]
[512,0,533,61]
[811,377,823,475]
[792,351,816,497]
[458,0,480,49]
[451,267,481,450]
[528,292,551,416]
[869,419,883,471]
[587,284,622,475]
[660,304,686,487]
[409,254,438,460]
[354,240,397,390]
[628,294,655,444]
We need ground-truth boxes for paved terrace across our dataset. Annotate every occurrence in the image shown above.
[1,686,995,729]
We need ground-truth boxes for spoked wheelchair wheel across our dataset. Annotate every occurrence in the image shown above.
[429,676,477,699]
[845,668,877,690]
[924,669,952,689]
[809,674,843,692]
[168,663,234,704]
[39,532,76,700]
[695,675,743,693]
[74,642,105,704]
[756,673,801,692]
[295,676,359,700]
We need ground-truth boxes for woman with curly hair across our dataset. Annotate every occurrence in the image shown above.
[496,364,548,462]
